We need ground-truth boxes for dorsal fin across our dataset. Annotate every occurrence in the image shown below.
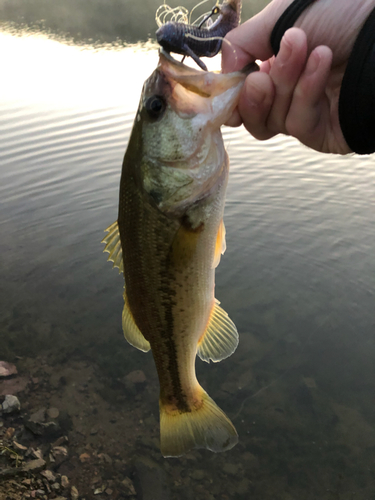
[212,219,226,268]
[197,299,238,363]
[122,293,151,353]
[102,221,124,273]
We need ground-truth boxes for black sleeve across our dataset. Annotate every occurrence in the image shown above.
[270,0,318,55]
[338,7,375,155]
[270,0,375,155]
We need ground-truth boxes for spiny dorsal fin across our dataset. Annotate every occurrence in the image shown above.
[197,299,238,363]
[212,219,226,268]
[102,221,124,274]
[122,293,151,353]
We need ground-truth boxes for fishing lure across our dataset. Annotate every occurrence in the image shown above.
[155,0,241,71]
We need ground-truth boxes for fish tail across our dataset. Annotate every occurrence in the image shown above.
[159,388,238,457]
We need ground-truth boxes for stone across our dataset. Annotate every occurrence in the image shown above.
[79,453,90,463]
[125,370,146,384]
[41,470,56,482]
[0,361,18,377]
[23,459,46,473]
[47,407,59,419]
[121,477,136,496]
[61,475,69,489]
[98,453,112,464]
[4,427,15,439]
[1,394,21,413]
[13,441,28,451]
[52,436,68,448]
[71,485,79,500]
[30,408,46,423]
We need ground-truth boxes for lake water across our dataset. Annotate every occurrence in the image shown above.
[1,20,375,500]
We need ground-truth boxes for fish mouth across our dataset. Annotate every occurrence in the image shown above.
[156,49,258,125]
[158,48,258,98]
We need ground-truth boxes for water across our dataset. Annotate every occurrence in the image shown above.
[1,15,375,500]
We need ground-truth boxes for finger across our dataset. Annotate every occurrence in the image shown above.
[266,28,308,135]
[238,71,276,140]
[285,45,349,152]
[222,0,295,73]
[225,107,242,128]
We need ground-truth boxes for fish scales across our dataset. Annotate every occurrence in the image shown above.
[103,50,258,457]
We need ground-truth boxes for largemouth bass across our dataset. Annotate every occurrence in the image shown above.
[103,50,257,457]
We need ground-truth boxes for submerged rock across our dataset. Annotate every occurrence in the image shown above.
[0,361,18,377]
[1,394,21,413]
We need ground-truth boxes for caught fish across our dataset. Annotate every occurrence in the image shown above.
[156,0,242,71]
[103,49,258,457]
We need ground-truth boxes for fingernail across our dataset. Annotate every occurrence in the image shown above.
[278,35,292,64]
[305,50,321,76]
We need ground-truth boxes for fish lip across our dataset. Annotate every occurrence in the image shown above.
[157,48,258,98]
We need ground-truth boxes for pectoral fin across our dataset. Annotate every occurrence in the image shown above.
[212,220,226,268]
[122,293,151,353]
[102,221,124,274]
[197,299,238,363]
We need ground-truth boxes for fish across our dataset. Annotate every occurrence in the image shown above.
[102,49,258,457]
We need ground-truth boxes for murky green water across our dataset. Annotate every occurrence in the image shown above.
[1,2,375,498]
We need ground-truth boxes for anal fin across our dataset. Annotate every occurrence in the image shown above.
[197,299,238,363]
[122,293,150,353]
[102,221,124,274]
[212,219,226,268]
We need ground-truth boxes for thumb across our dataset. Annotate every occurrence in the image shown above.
[222,0,295,72]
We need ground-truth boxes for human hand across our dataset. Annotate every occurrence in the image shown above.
[222,0,375,154]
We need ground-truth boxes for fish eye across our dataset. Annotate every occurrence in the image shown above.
[212,6,220,14]
[145,95,166,120]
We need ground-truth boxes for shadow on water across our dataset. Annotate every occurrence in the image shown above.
[1,1,375,498]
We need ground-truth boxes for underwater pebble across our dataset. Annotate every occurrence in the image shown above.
[71,485,79,500]
[4,427,15,439]
[30,408,46,423]
[1,394,21,413]
[79,453,91,463]
[41,470,56,482]
[61,475,70,489]
[125,370,146,384]
[47,407,60,419]
[0,361,18,377]
[23,458,46,473]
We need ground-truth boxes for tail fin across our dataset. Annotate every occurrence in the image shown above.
[160,389,238,457]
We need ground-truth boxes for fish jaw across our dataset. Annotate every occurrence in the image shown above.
[157,48,249,128]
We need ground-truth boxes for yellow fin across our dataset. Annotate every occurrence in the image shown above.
[212,219,226,268]
[160,388,238,457]
[102,221,124,274]
[197,299,238,363]
[122,293,151,353]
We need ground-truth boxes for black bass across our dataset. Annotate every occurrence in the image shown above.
[103,50,257,457]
